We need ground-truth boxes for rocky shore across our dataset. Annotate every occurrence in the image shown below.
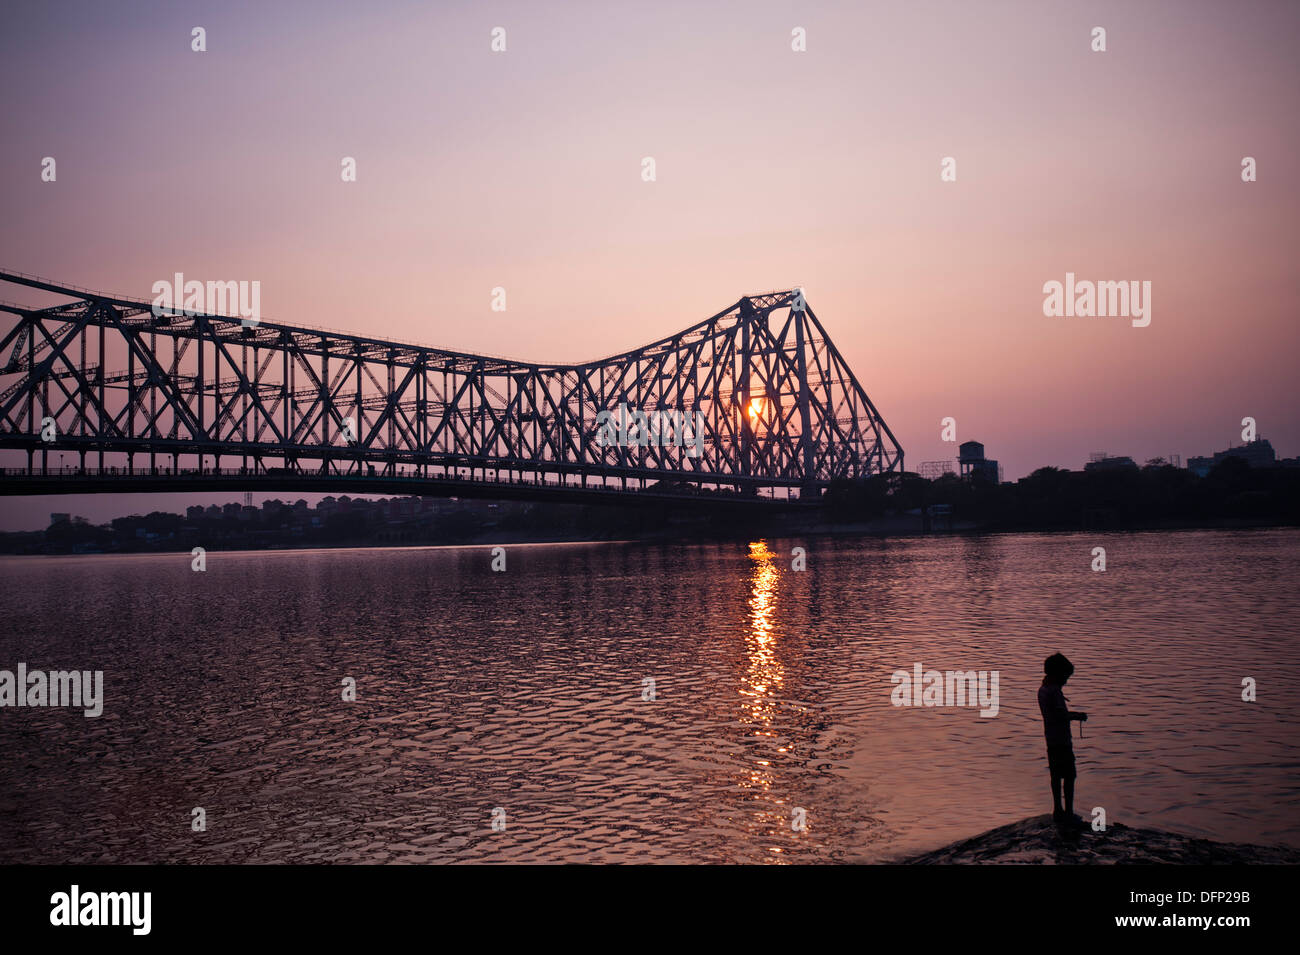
[903,814,1300,864]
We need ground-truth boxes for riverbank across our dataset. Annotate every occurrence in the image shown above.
[901,815,1300,864]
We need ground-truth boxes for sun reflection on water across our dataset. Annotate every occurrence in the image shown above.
[740,539,790,854]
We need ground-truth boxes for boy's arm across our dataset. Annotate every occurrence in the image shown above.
[1044,687,1088,723]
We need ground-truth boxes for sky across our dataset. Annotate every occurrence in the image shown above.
[1,0,1297,529]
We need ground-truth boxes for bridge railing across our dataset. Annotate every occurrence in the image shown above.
[0,465,586,483]
[0,465,753,496]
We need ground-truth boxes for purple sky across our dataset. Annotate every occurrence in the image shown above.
[2,0,1298,529]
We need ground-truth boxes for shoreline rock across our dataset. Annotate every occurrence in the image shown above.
[902,814,1300,865]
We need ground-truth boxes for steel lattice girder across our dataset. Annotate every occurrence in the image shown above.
[0,272,903,489]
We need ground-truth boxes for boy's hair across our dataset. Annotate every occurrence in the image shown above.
[1044,652,1074,683]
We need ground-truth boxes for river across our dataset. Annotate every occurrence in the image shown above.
[1,528,1297,863]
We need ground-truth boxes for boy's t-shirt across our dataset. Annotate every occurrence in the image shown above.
[1038,682,1073,747]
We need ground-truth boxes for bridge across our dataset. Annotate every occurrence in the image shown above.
[0,271,903,507]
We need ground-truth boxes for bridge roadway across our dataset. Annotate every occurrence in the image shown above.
[0,466,815,511]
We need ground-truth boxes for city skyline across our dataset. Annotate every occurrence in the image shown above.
[7,429,1294,535]
[0,416,1292,531]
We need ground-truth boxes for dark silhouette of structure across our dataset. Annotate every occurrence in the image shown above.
[1084,451,1138,473]
[0,273,903,504]
[1188,438,1277,477]
[957,440,999,482]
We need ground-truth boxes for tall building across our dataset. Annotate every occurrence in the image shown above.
[1187,439,1276,477]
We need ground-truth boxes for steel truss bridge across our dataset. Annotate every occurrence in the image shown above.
[0,271,903,506]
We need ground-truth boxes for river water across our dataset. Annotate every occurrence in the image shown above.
[1,529,1297,863]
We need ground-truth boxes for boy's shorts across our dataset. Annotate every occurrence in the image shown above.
[1046,744,1076,779]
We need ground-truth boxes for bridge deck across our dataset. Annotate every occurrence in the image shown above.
[0,468,811,510]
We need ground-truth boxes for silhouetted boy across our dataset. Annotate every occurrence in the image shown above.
[1038,653,1087,828]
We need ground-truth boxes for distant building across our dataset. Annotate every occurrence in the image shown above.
[1142,455,1182,469]
[918,460,956,481]
[1187,438,1277,477]
[1084,452,1138,473]
[958,441,1000,482]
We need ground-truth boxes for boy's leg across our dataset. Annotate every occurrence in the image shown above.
[1064,777,1074,817]
[1050,771,1063,815]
